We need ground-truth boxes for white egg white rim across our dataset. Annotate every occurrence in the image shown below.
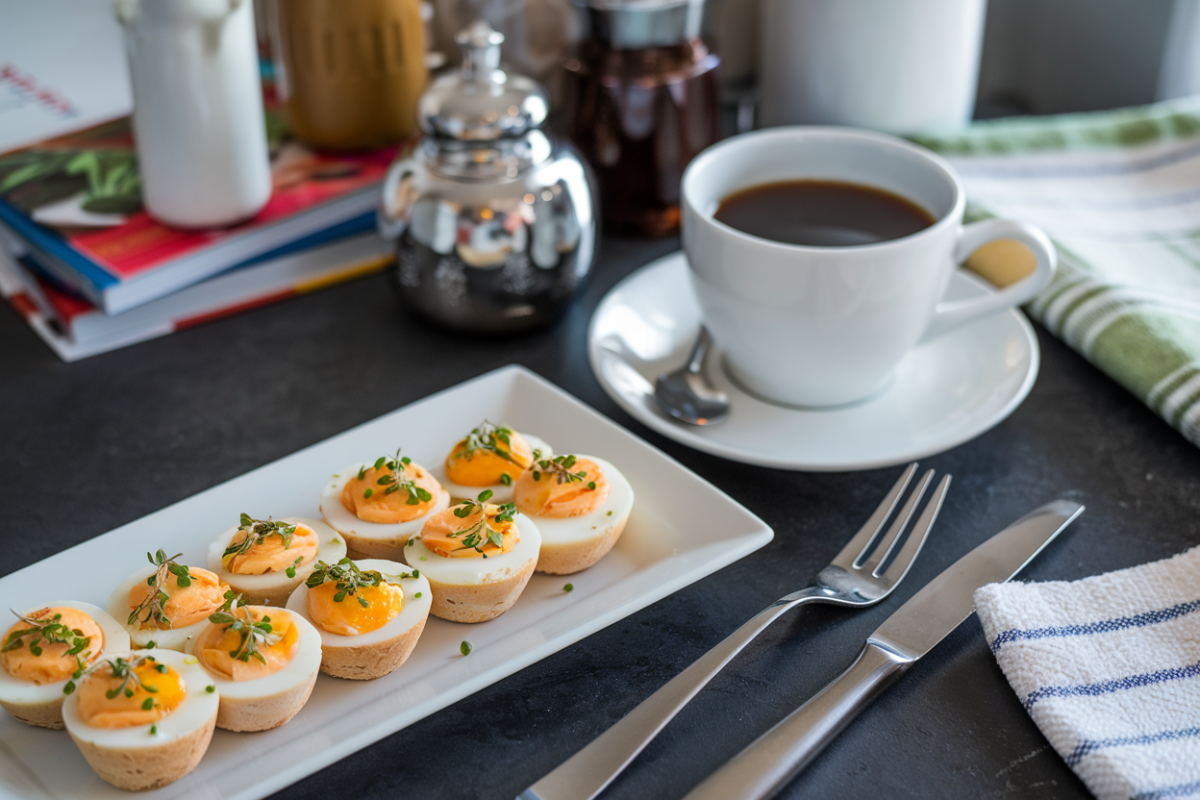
[522,456,635,546]
[404,512,541,586]
[285,559,432,648]
[183,608,323,700]
[62,648,220,748]
[321,464,451,543]
[107,565,221,651]
[206,518,347,595]
[430,433,554,504]
[0,600,131,705]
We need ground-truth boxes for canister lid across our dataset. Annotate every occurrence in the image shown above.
[418,21,549,141]
[575,0,704,49]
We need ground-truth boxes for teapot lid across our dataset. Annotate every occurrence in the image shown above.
[418,21,549,141]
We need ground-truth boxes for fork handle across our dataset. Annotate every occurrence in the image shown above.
[518,590,826,800]
[680,642,913,800]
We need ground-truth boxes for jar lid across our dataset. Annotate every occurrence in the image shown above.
[418,21,549,141]
[575,0,704,49]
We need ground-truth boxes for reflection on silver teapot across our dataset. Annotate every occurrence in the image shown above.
[378,21,597,333]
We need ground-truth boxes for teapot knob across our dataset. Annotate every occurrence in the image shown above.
[456,20,504,84]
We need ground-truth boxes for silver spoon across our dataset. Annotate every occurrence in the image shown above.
[654,325,730,425]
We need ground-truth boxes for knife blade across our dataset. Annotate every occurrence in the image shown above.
[680,499,1084,800]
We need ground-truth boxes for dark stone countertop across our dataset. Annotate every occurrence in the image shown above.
[2,233,1198,800]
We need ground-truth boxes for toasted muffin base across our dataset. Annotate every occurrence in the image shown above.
[216,668,318,732]
[427,557,536,623]
[342,534,407,563]
[319,614,427,680]
[0,697,64,730]
[70,711,216,792]
[536,515,629,575]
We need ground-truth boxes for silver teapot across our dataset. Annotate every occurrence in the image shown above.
[378,21,597,333]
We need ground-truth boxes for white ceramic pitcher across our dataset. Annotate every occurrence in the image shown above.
[115,0,271,228]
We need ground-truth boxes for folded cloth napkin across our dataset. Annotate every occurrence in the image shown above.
[974,547,1200,800]
[916,98,1200,450]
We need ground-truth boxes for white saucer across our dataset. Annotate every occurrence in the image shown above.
[587,251,1040,472]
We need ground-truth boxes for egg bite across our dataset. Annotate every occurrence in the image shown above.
[184,593,322,732]
[286,558,431,680]
[321,449,451,561]
[108,550,229,651]
[405,491,541,623]
[0,601,130,729]
[430,420,553,505]
[207,515,347,606]
[62,650,219,792]
[513,454,634,575]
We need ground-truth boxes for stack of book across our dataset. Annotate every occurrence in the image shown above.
[0,0,401,361]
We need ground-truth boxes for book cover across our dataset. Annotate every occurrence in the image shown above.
[0,108,406,314]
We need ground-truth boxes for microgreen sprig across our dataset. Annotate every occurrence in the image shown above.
[359,449,432,506]
[207,591,281,664]
[455,421,521,465]
[223,514,298,562]
[305,558,386,608]
[530,454,591,487]
[128,550,191,630]
[2,609,94,661]
[66,654,161,701]
[448,490,516,556]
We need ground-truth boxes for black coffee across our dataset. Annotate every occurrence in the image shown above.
[713,180,935,247]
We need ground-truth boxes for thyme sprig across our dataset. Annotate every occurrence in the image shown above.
[358,449,432,506]
[66,654,162,700]
[531,454,589,486]
[305,558,386,608]
[2,609,94,661]
[223,514,298,561]
[455,421,520,465]
[128,550,191,630]
[207,591,281,664]
[449,490,516,556]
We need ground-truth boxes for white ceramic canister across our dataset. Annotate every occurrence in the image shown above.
[116,0,272,228]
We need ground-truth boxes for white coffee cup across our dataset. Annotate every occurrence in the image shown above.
[681,126,1055,408]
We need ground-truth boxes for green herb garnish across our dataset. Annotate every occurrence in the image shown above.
[460,641,472,656]
[454,420,520,465]
[305,559,386,608]
[73,655,161,703]
[223,514,298,563]
[530,454,588,485]
[128,550,191,630]
[206,591,281,664]
[448,490,517,556]
[563,583,574,593]
[360,448,432,506]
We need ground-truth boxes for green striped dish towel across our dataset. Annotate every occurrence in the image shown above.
[915,98,1200,449]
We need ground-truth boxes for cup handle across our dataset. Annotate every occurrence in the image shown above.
[921,219,1056,342]
[377,159,417,242]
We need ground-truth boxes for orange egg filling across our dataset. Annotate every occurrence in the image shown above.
[76,657,185,729]
[420,503,519,558]
[222,524,319,576]
[445,429,533,486]
[128,566,226,630]
[341,461,441,523]
[514,458,610,518]
[306,581,403,636]
[0,607,103,685]
[196,606,300,681]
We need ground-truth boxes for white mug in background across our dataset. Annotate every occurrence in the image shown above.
[758,0,987,132]
[681,126,1055,408]
[115,0,271,229]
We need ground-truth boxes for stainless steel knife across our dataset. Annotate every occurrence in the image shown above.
[680,499,1085,800]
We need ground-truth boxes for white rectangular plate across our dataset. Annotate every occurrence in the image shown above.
[0,365,773,800]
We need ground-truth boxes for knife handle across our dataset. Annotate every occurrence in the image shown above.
[681,641,914,800]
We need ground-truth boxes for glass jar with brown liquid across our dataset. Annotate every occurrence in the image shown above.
[562,0,720,237]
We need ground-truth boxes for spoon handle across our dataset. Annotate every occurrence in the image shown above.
[687,325,713,374]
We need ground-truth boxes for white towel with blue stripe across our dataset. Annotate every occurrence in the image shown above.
[974,546,1200,800]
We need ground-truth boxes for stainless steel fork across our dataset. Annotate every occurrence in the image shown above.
[518,463,951,800]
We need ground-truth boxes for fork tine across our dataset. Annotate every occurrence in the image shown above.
[858,468,936,574]
[829,462,918,571]
[874,473,951,581]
